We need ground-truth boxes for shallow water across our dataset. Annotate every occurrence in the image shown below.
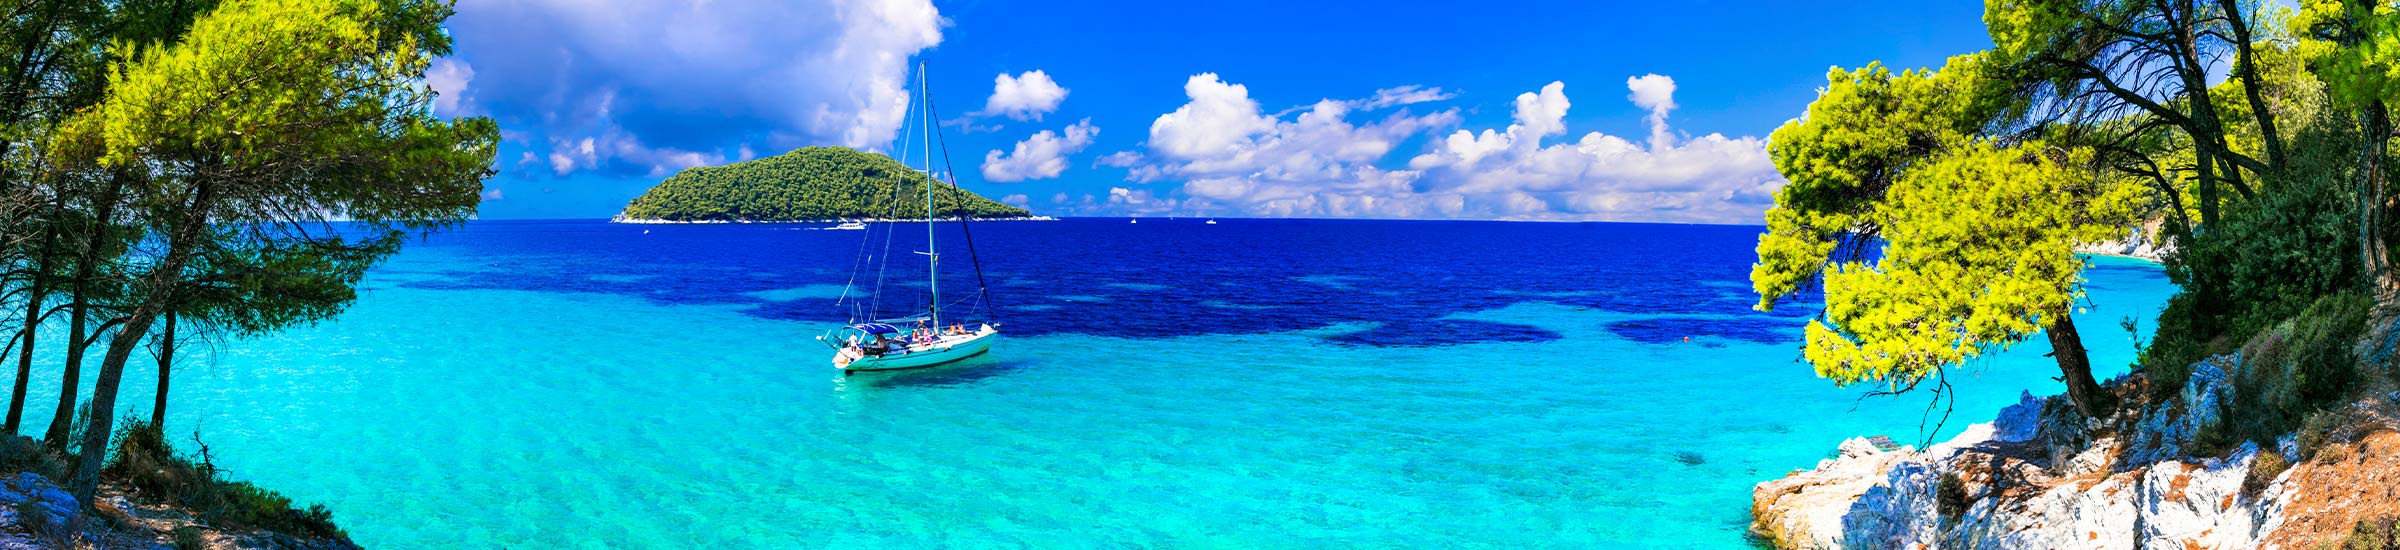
[12,219,2174,548]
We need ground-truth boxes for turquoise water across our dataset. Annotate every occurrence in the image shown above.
[8,219,2176,548]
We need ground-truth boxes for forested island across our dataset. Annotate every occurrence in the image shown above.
[615,146,1033,223]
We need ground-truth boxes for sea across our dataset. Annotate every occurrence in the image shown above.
[10,218,2177,548]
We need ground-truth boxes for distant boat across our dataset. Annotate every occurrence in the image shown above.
[1130,219,1138,224]
[819,61,1001,374]
[1205,219,1217,225]
[830,221,867,230]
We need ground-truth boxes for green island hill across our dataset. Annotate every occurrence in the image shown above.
[614,146,1036,223]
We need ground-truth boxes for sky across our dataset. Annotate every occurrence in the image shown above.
[434,0,1997,223]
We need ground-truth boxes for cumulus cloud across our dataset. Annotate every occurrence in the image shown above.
[1405,79,1782,222]
[1125,73,1462,218]
[446,0,943,177]
[1625,74,1677,146]
[978,70,1069,121]
[1110,74,1783,223]
[480,188,505,201]
[981,118,1099,182]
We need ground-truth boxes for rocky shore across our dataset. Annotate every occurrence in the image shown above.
[0,469,360,550]
[2074,222,2170,262]
[1751,358,2400,549]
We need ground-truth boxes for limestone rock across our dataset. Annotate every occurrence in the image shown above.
[1750,354,2303,550]
[2126,358,2234,465]
[1751,437,1916,550]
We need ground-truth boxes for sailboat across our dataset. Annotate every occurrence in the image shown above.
[820,62,1001,374]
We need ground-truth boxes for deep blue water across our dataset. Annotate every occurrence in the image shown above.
[16,218,2176,548]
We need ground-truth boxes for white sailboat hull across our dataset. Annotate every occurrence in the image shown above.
[835,327,999,372]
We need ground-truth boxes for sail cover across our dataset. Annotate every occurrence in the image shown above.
[851,323,903,334]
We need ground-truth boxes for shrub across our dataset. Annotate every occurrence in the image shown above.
[1937,472,1971,521]
[2298,408,2350,462]
[170,526,206,550]
[2242,450,2291,500]
[2148,121,2365,404]
[102,420,346,540]
[2225,292,2373,446]
[0,435,68,481]
[2335,517,2400,550]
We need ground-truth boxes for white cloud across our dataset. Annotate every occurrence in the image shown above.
[1095,151,1143,168]
[544,124,728,177]
[1406,79,1782,222]
[981,118,1099,182]
[1147,74,1281,161]
[1626,74,1677,146]
[1347,85,1457,110]
[480,188,506,201]
[427,59,477,116]
[1000,194,1030,206]
[1109,75,1783,223]
[979,70,1069,121]
[447,0,944,176]
[1127,74,1462,218]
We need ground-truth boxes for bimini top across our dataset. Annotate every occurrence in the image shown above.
[850,323,903,334]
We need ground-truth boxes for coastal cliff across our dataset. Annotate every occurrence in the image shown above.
[1751,358,2400,549]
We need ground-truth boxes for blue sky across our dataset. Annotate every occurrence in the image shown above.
[435,0,1995,223]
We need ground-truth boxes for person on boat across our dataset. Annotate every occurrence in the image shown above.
[912,320,931,343]
[947,323,966,335]
[864,333,892,355]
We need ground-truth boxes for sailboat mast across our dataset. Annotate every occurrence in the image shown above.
[921,61,940,330]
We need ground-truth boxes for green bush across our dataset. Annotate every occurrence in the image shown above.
[2147,117,2365,404]
[0,435,68,481]
[104,420,345,540]
[170,526,206,550]
[2222,292,2373,446]
[1936,473,1970,521]
[2298,408,2350,462]
[2334,517,2400,550]
[2242,450,2290,500]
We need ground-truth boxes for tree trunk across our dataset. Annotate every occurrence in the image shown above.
[2363,101,2396,298]
[70,310,157,520]
[2047,314,2112,419]
[47,176,120,448]
[43,290,85,448]
[7,275,39,435]
[151,313,174,428]
[70,181,212,529]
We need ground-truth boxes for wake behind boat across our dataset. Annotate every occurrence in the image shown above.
[818,61,1004,374]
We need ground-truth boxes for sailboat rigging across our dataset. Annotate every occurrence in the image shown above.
[819,61,1001,374]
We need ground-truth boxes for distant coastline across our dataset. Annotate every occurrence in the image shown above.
[610,215,1058,224]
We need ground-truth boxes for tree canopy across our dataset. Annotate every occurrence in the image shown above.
[1759,0,2400,430]
[0,0,496,529]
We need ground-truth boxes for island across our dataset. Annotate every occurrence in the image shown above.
[613,146,1037,223]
